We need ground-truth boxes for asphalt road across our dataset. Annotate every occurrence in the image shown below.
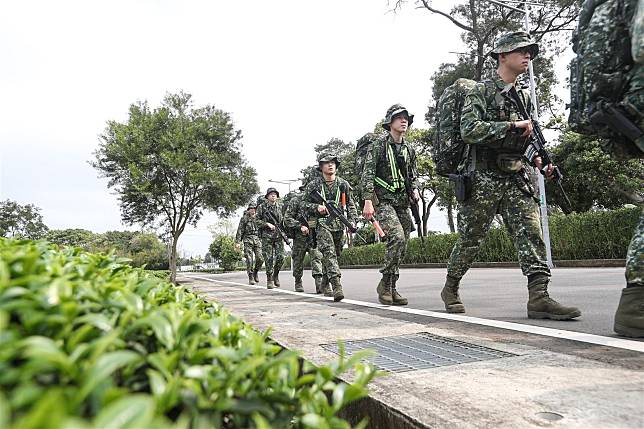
[194,266,640,340]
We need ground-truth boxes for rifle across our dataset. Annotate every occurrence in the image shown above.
[298,214,317,249]
[590,100,644,143]
[309,189,368,244]
[393,150,424,241]
[263,209,292,250]
[508,87,572,208]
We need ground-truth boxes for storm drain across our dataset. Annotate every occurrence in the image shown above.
[321,332,515,372]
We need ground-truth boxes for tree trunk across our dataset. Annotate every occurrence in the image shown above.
[447,202,456,233]
[169,234,178,283]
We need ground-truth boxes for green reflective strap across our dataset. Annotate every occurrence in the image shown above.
[375,143,406,192]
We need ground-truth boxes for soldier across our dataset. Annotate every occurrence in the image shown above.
[235,202,264,285]
[284,184,324,293]
[440,31,580,320]
[303,153,358,302]
[360,104,420,305]
[256,187,286,289]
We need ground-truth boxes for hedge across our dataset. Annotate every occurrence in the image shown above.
[0,239,376,428]
[338,207,641,266]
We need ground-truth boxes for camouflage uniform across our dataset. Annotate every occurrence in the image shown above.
[284,191,324,292]
[360,104,418,305]
[572,0,643,336]
[303,157,358,302]
[235,207,264,284]
[442,32,580,320]
[256,188,286,288]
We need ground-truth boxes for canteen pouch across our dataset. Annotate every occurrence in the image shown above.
[495,153,523,173]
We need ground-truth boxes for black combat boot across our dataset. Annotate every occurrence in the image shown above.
[253,270,260,283]
[330,276,344,302]
[322,275,333,297]
[441,275,465,313]
[314,276,323,294]
[248,273,255,285]
[294,278,304,292]
[391,274,408,305]
[377,274,393,305]
[266,273,274,289]
[273,266,281,288]
[614,285,644,338]
[527,274,581,320]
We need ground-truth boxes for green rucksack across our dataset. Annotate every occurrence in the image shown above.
[432,78,477,177]
[353,132,385,202]
[569,0,643,158]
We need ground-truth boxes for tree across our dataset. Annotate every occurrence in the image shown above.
[547,131,644,212]
[92,91,258,282]
[45,228,98,249]
[209,235,242,271]
[0,200,49,239]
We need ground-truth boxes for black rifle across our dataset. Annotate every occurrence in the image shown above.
[393,150,424,241]
[263,209,292,250]
[309,190,368,244]
[508,87,572,208]
[298,214,317,249]
[590,100,644,143]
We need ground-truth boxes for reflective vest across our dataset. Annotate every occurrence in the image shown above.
[374,143,408,192]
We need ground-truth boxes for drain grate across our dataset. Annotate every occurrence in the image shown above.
[320,332,515,372]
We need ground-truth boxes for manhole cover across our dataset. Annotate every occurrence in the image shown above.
[321,332,515,372]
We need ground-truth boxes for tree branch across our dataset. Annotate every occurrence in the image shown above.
[420,0,474,32]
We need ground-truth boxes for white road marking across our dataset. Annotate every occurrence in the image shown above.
[183,274,644,353]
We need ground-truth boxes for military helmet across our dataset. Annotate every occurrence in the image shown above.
[265,187,280,198]
[382,104,414,131]
[247,202,257,210]
[317,152,340,168]
[490,31,539,60]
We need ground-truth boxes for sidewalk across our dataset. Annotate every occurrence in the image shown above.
[180,273,644,429]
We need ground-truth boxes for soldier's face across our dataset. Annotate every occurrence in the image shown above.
[248,208,256,216]
[321,161,336,175]
[501,48,531,73]
[390,114,409,133]
[267,193,278,202]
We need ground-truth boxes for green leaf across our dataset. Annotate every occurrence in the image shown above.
[80,351,142,400]
[12,389,66,429]
[76,313,113,332]
[146,369,167,396]
[0,391,9,429]
[301,413,330,429]
[93,394,155,429]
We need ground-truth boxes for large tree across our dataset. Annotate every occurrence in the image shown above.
[0,200,49,239]
[92,91,258,281]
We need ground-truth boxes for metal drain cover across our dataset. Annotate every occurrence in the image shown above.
[321,332,515,372]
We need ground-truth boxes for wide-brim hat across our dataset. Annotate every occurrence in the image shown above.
[490,31,539,60]
[317,153,340,170]
[265,187,280,198]
[382,105,414,131]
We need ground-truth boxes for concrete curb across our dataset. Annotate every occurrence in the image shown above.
[338,259,626,269]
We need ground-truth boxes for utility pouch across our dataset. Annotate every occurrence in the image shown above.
[495,153,523,173]
[449,173,472,202]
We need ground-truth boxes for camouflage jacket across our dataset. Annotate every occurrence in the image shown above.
[460,76,532,160]
[303,176,358,232]
[283,192,306,232]
[359,133,419,207]
[235,213,259,242]
[255,200,285,240]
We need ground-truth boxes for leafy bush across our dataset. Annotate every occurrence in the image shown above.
[0,239,376,428]
[209,236,243,272]
[339,207,641,265]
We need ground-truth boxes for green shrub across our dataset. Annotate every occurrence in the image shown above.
[339,207,640,265]
[209,235,243,272]
[0,239,376,428]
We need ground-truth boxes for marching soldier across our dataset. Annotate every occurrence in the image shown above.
[255,187,286,289]
[235,202,264,285]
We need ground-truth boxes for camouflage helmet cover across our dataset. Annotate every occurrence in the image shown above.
[247,202,257,210]
[382,104,414,131]
[490,31,539,60]
[317,152,340,169]
[265,187,280,198]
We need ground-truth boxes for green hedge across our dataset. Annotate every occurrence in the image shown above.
[339,207,641,266]
[0,239,376,428]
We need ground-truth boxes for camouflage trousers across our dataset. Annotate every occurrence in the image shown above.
[316,227,345,281]
[242,235,263,274]
[375,202,412,275]
[261,238,284,276]
[447,171,550,279]
[292,234,323,280]
[626,209,644,286]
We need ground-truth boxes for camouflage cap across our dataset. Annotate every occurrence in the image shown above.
[247,202,257,210]
[265,187,280,198]
[317,152,340,167]
[382,104,414,131]
[490,31,539,59]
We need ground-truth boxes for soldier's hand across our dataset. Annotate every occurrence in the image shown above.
[363,200,375,220]
[300,225,309,235]
[412,189,420,202]
[266,223,275,231]
[513,120,533,138]
[317,205,328,215]
[534,157,556,179]
[235,243,241,249]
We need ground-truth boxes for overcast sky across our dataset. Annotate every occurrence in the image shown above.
[0,0,570,257]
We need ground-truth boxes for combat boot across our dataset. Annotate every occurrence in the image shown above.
[377,274,393,305]
[294,278,304,292]
[614,286,644,338]
[330,277,344,302]
[253,270,260,283]
[527,274,581,320]
[314,276,323,294]
[273,269,281,288]
[322,275,333,297]
[391,274,408,306]
[266,274,274,289]
[441,275,465,313]
[248,273,255,285]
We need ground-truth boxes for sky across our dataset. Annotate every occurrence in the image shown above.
[0,0,572,257]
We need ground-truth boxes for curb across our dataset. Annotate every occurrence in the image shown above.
[337,259,626,269]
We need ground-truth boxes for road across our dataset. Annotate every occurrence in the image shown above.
[191,266,639,340]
